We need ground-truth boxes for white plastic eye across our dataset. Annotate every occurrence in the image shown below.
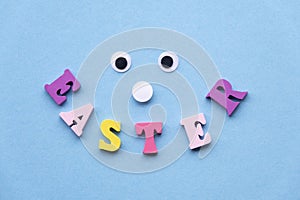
[132,81,153,103]
[111,51,131,73]
[158,51,179,72]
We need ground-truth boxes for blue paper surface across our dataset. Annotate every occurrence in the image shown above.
[0,1,299,199]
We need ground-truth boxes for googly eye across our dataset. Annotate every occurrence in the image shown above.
[158,51,179,72]
[111,51,131,73]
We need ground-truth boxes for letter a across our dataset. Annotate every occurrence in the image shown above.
[59,104,94,137]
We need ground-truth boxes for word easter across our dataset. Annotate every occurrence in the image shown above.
[45,69,247,154]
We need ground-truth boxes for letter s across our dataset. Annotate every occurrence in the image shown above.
[99,119,121,152]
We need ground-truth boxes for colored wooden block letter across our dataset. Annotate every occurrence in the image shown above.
[135,122,163,154]
[180,113,211,149]
[99,119,121,152]
[45,69,81,105]
[59,103,94,137]
[206,79,248,116]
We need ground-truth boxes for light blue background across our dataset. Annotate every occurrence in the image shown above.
[0,1,299,199]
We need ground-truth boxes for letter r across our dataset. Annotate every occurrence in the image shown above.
[206,79,248,116]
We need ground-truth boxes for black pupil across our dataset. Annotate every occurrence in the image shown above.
[161,56,173,68]
[115,57,127,70]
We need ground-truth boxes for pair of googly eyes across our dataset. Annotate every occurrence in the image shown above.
[111,51,179,73]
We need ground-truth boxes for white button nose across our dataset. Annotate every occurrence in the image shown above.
[132,81,153,103]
